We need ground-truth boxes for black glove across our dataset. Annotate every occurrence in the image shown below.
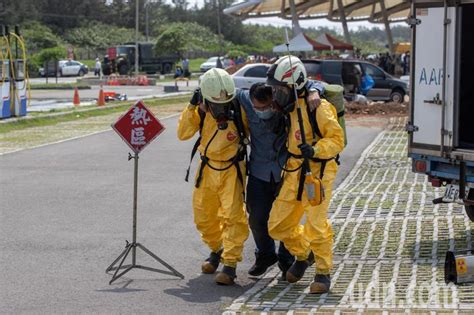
[298,143,315,159]
[190,88,202,106]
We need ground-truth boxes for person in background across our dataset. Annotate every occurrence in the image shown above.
[403,51,410,75]
[94,58,101,77]
[174,66,183,79]
[182,58,190,78]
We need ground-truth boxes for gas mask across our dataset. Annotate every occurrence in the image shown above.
[206,100,232,130]
[271,85,296,114]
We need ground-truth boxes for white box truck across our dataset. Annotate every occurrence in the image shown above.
[408,0,474,220]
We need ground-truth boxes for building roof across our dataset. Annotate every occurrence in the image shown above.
[223,0,410,23]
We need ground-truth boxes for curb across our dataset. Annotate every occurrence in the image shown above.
[1,92,192,124]
[30,85,92,90]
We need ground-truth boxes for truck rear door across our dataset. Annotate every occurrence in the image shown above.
[409,2,457,156]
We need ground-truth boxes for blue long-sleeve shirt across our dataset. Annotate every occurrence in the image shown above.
[237,80,324,183]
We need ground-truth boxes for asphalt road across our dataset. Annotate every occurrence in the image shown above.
[0,116,381,314]
[29,81,198,112]
[30,83,198,101]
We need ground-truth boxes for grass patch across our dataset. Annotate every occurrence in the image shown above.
[30,82,92,90]
[79,59,96,69]
[0,95,190,134]
[188,58,207,72]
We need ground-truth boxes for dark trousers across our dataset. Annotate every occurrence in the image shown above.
[246,175,294,265]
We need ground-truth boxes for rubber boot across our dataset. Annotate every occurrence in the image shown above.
[201,250,222,274]
[248,253,278,277]
[286,252,314,283]
[215,265,236,285]
[310,274,331,294]
[278,261,293,281]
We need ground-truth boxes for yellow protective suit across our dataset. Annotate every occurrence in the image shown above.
[177,104,249,267]
[268,98,344,275]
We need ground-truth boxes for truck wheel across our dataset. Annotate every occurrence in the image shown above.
[163,63,172,74]
[119,64,128,75]
[465,205,474,222]
[390,89,404,103]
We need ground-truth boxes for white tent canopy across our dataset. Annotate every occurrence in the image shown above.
[273,33,330,52]
[274,33,311,52]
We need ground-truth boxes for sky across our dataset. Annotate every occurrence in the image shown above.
[244,17,388,32]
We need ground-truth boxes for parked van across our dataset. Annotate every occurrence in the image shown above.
[303,59,408,103]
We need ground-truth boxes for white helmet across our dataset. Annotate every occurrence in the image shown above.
[200,68,235,104]
[266,55,307,90]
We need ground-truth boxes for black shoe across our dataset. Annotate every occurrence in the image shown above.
[308,251,315,266]
[201,250,222,274]
[215,265,236,285]
[278,261,293,281]
[248,253,278,277]
[310,274,331,294]
[286,252,314,283]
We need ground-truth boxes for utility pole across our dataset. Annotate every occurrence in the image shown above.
[145,0,149,42]
[216,0,223,57]
[135,0,139,76]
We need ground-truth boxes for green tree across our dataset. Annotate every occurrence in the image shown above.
[65,22,144,51]
[21,22,63,53]
[155,22,220,57]
[31,46,66,67]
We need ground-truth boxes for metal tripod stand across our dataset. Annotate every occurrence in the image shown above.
[106,152,184,285]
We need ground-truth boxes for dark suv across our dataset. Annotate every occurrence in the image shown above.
[303,59,408,103]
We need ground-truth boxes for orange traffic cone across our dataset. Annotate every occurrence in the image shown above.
[73,87,80,106]
[97,86,105,106]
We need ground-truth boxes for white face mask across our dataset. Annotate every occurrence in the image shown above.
[255,108,274,120]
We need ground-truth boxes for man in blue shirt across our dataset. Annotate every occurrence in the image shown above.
[236,80,324,278]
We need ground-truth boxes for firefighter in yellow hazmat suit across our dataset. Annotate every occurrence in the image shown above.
[177,68,249,285]
[266,56,345,293]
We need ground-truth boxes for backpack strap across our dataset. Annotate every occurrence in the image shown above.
[185,108,206,182]
[231,100,247,143]
[231,100,249,177]
[305,102,322,141]
[189,102,249,191]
